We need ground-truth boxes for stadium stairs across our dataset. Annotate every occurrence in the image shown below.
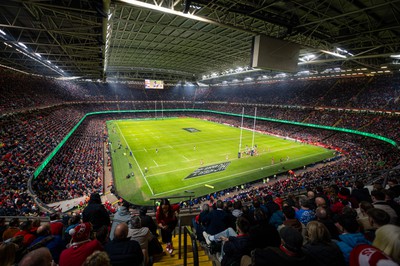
[152,216,215,266]
[153,232,214,266]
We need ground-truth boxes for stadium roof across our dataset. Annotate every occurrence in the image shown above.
[0,0,399,84]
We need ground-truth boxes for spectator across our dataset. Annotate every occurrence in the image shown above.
[296,195,315,225]
[364,208,391,241]
[0,242,19,266]
[59,222,103,266]
[315,197,327,208]
[14,220,36,248]
[242,226,315,266]
[372,224,400,264]
[156,198,179,255]
[18,247,54,266]
[64,214,81,244]
[351,180,372,203]
[194,203,210,242]
[350,244,398,266]
[2,218,20,242]
[334,213,371,264]
[29,223,65,264]
[371,190,398,225]
[105,222,143,266]
[203,216,252,266]
[202,200,228,235]
[83,251,111,266]
[127,216,152,265]
[82,193,111,232]
[356,201,374,232]
[139,206,158,237]
[109,201,131,241]
[263,195,280,221]
[0,218,7,242]
[303,221,346,266]
[278,205,305,238]
[383,189,400,221]
[387,179,400,198]
[49,213,64,236]
[315,207,339,240]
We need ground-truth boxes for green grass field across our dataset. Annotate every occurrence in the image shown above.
[107,117,335,205]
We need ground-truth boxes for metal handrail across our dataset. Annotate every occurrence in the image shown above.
[183,226,199,266]
[150,194,195,213]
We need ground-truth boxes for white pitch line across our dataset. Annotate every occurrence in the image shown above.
[153,151,330,196]
[144,148,147,152]
[182,155,190,161]
[146,144,303,178]
[153,159,159,167]
[116,123,154,195]
[150,164,167,169]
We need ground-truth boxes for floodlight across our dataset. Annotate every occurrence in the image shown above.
[18,42,27,49]
[321,50,347,58]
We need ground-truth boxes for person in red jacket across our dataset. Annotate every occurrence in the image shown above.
[156,198,179,255]
[14,220,36,247]
[59,222,103,266]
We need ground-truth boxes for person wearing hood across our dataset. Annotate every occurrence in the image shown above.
[82,193,110,232]
[334,212,371,264]
[109,201,131,241]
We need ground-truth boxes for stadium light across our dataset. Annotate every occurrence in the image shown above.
[18,42,27,49]
[119,0,215,24]
[321,50,347,58]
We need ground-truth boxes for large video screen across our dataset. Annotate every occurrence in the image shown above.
[145,79,164,89]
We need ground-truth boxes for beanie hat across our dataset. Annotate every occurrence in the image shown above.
[279,226,303,253]
[350,244,398,266]
[70,222,92,242]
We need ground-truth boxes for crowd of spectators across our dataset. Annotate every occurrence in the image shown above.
[32,117,105,203]
[1,67,400,112]
[0,193,165,266]
[0,69,399,212]
[0,69,400,265]
[1,184,398,266]
[195,178,400,266]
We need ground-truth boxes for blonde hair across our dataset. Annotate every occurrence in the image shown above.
[373,224,400,263]
[83,251,111,266]
[306,221,331,243]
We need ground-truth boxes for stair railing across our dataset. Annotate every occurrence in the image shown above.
[183,225,199,266]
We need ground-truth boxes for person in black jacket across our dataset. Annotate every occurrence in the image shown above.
[203,216,253,266]
[220,216,252,266]
[303,221,346,266]
[82,193,111,232]
[242,226,316,266]
[351,180,372,203]
[104,222,143,266]
[203,200,229,235]
[139,206,157,236]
